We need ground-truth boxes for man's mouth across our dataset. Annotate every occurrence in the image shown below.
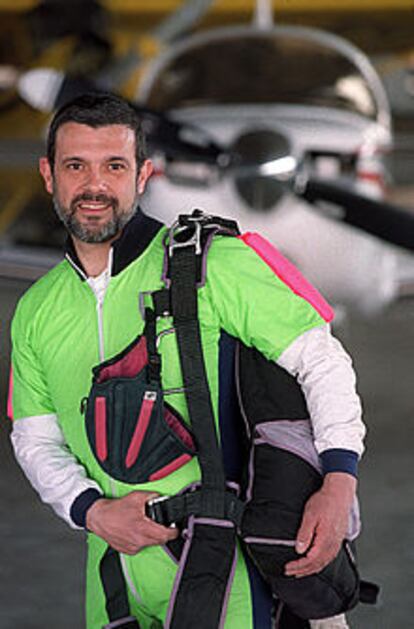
[77,201,112,212]
[72,195,117,215]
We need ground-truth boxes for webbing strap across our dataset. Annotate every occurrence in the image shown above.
[167,520,237,629]
[146,486,244,528]
[100,547,140,629]
[170,246,227,507]
[165,221,239,627]
[143,308,162,385]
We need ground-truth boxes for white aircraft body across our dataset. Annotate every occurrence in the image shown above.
[138,24,406,315]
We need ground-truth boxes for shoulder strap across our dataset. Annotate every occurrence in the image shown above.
[168,209,239,506]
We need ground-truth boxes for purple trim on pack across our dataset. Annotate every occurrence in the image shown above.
[227,481,240,494]
[103,617,137,629]
[246,446,256,502]
[274,601,284,629]
[218,545,238,629]
[170,480,240,498]
[244,537,296,546]
[193,517,235,528]
[165,516,195,628]
[234,342,252,440]
[197,230,216,288]
[255,420,322,474]
[181,481,201,494]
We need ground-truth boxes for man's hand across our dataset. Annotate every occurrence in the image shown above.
[284,472,357,578]
[86,491,178,555]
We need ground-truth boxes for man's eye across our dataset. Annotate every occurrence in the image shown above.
[67,163,82,171]
[109,162,126,171]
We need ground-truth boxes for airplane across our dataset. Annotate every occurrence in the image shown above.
[134,5,414,315]
[1,0,414,316]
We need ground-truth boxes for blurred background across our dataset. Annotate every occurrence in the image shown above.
[1,1,414,627]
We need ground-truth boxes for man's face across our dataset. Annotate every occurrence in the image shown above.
[39,122,153,243]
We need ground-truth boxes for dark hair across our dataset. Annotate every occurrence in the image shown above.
[46,92,147,171]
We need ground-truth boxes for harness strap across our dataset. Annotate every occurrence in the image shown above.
[170,246,226,498]
[100,547,140,629]
[143,307,162,385]
[163,215,241,627]
[166,518,238,629]
[146,486,244,529]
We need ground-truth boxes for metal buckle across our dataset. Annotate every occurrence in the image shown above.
[145,495,177,528]
[138,290,154,319]
[168,217,202,256]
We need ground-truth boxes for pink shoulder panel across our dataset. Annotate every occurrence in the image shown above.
[7,367,13,420]
[239,232,334,322]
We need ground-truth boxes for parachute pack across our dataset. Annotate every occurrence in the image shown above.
[83,210,378,629]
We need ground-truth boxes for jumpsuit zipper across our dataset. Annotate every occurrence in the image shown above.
[95,293,105,362]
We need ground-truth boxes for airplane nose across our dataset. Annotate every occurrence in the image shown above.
[231,128,293,212]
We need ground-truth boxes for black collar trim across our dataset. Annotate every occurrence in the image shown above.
[64,209,164,280]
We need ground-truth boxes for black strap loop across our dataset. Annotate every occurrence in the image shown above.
[152,288,171,318]
[143,307,162,385]
[145,488,245,529]
[100,547,140,629]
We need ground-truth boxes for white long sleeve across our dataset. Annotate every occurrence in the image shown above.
[277,324,365,457]
[11,413,102,529]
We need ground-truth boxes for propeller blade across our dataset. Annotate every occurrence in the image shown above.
[131,104,223,164]
[297,178,414,251]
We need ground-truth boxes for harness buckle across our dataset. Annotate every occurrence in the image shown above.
[138,290,154,319]
[145,495,177,528]
[168,218,202,256]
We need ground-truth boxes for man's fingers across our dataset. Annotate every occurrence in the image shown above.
[285,542,320,576]
[285,534,341,577]
[295,508,317,554]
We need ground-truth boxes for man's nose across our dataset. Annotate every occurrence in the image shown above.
[83,166,108,191]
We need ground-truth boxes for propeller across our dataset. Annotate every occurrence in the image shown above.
[295,177,414,252]
[151,122,414,252]
[15,69,414,253]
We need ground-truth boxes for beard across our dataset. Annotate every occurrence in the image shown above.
[53,192,139,243]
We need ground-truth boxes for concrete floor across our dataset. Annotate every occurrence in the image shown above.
[1,276,414,629]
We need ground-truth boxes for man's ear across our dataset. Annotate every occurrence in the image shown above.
[39,157,54,195]
[137,159,154,195]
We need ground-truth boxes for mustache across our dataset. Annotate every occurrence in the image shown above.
[70,193,118,209]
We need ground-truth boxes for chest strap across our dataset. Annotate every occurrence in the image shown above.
[145,484,244,529]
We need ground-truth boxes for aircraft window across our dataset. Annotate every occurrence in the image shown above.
[145,34,377,119]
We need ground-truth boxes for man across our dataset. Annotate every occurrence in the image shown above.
[9,93,364,628]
